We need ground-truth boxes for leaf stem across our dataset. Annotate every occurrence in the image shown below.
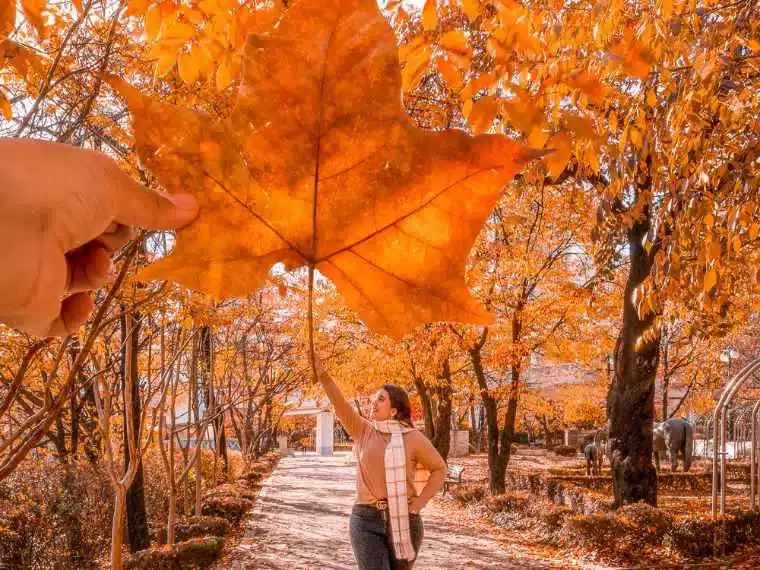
[308,265,317,380]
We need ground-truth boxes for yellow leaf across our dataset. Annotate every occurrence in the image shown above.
[198,0,222,14]
[629,125,642,148]
[646,89,656,107]
[165,20,195,42]
[193,43,214,77]
[108,0,540,339]
[527,124,549,148]
[436,57,462,92]
[154,50,176,78]
[0,39,44,81]
[544,132,572,180]
[0,0,15,37]
[461,0,479,22]
[704,266,717,292]
[584,143,600,175]
[0,89,11,120]
[216,56,233,90]
[459,72,495,102]
[749,223,760,240]
[71,0,83,14]
[462,98,473,119]
[467,95,498,134]
[401,44,431,92]
[500,95,543,135]
[439,30,468,54]
[126,0,150,17]
[568,71,609,106]
[564,114,596,140]
[707,240,722,260]
[184,8,205,24]
[145,4,162,41]
[609,110,618,132]
[703,213,714,227]
[422,0,437,31]
[21,0,46,39]
[178,51,199,84]
[398,37,425,62]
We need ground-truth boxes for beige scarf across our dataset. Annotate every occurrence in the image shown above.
[372,420,428,561]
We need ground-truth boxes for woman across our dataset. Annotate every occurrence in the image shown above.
[313,358,446,570]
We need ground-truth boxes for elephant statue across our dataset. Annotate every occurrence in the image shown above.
[593,428,612,469]
[653,418,693,472]
[583,440,600,476]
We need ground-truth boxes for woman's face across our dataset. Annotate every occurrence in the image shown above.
[370,388,397,421]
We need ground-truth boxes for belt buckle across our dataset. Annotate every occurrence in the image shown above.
[376,500,388,511]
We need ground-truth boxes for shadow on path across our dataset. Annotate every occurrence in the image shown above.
[217,453,555,569]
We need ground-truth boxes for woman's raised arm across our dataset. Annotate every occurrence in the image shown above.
[313,357,367,439]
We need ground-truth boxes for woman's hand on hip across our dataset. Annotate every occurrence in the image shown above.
[407,496,425,514]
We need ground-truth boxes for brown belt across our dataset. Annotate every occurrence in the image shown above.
[373,500,388,511]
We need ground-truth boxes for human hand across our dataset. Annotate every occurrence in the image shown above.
[311,354,329,381]
[0,139,198,336]
[407,496,425,515]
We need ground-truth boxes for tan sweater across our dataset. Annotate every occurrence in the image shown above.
[319,372,446,506]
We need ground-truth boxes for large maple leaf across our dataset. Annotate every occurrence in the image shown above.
[113,0,539,339]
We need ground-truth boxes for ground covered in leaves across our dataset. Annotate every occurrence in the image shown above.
[448,448,760,568]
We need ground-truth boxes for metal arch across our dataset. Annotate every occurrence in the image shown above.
[711,357,760,516]
[751,401,760,509]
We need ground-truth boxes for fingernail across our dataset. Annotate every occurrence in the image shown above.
[169,193,198,210]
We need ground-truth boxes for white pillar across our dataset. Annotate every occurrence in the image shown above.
[316,411,334,456]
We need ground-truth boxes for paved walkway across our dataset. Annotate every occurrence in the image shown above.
[219,453,556,569]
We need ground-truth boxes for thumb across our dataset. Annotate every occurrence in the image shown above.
[113,173,198,230]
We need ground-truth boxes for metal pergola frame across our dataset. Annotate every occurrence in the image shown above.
[711,357,760,516]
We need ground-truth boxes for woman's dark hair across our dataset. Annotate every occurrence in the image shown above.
[382,384,413,427]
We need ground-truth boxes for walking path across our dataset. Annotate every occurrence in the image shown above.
[217,452,564,569]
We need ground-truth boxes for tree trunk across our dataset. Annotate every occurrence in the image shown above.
[469,329,507,494]
[412,374,435,440]
[607,207,660,508]
[190,332,204,516]
[121,311,150,552]
[661,335,670,421]
[111,490,127,570]
[167,484,177,546]
[469,403,480,452]
[217,417,228,476]
[430,359,452,460]
[469,324,525,495]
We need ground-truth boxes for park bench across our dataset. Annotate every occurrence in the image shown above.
[443,464,465,496]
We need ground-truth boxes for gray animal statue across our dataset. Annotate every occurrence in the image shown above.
[583,440,600,475]
[593,428,611,470]
[653,418,693,472]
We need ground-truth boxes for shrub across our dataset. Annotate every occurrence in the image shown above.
[158,516,230,544]
[618,503,673,542]
[451,484,486,506]
[552,445,577,457]
[667,516,721,558]
[204,483,258,502]
[0,461,112,569]
[126,536,224,570]
[483,492,530,514]
[201,495,254,522]
[537,505,573,534]
[561,512,624,553]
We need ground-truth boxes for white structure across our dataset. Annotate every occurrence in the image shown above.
[449,430,469,457]
[283,398,334,456]
[315,411,335,456]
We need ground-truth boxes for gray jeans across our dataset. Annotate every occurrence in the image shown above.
[349,504,424,570]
